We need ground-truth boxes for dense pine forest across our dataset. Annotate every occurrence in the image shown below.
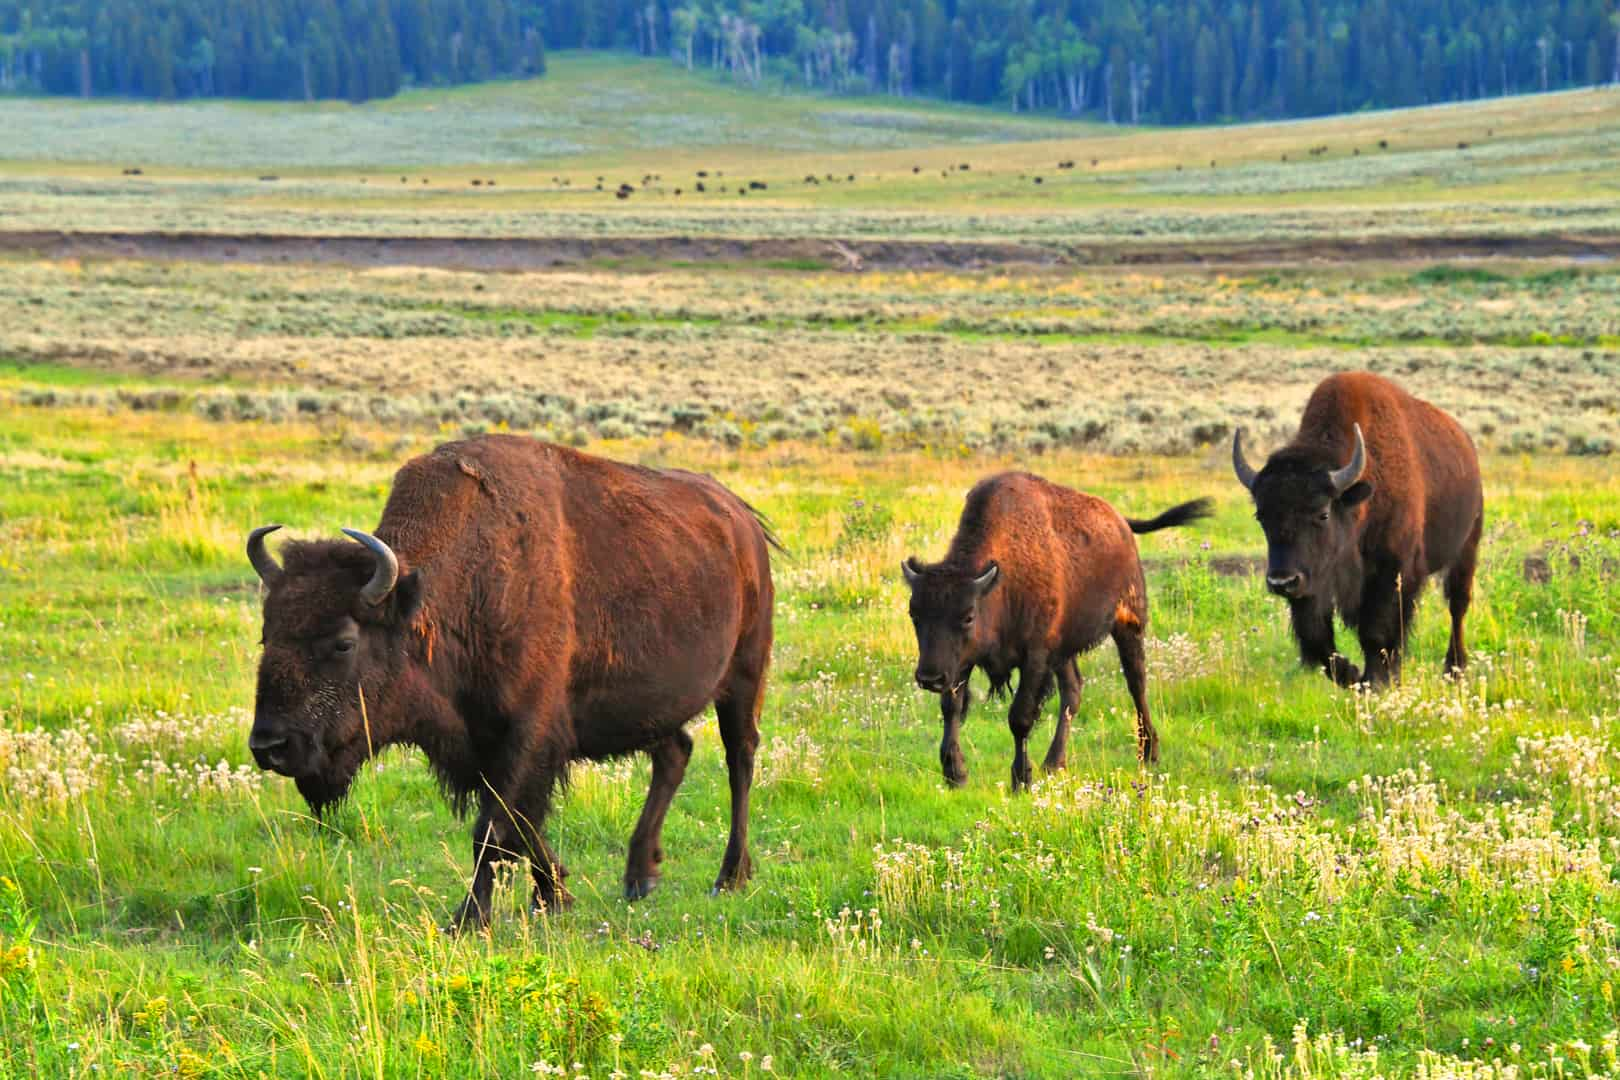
[0,0,548,102]
[2,0,1617,122]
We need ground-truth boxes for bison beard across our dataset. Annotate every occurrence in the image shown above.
[247,436,779,931]
[1233,371,1484,687]
[902,472,1212,788]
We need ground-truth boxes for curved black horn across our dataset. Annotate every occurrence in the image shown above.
[247,524,284,584]
[341,527,399,606]
[972,562,999,592]
[1329,423,1367,494]
[901,556,922,586]
[1232,429,1258,491]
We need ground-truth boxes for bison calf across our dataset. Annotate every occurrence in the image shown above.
[1232,371,1483,687]
[246,436,779,930]
[902,473,1212,787]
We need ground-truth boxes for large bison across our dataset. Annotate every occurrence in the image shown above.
[1232,371,1483,687]
[246,436,778,930]
[901,473,1212,787]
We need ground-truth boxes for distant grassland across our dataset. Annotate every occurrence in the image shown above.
[0,54,1086,170]
[3,256,1617,457]
[1,56,1619,243]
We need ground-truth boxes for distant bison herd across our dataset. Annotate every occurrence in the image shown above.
[245,371,1483,928]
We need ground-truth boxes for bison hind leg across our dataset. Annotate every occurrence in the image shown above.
[711,664,765,895]
[1111,624,1158,765]
[1443,512,1483,675]
[625,730,694,900]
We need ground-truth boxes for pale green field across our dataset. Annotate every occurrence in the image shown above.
[2,56,1619,243]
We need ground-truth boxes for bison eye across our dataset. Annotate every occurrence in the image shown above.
[960,613,974,628]
[1315,509,1331,524]
[332,639,356,655]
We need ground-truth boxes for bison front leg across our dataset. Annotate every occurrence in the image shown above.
[625,730,694,900]
[448,807,514,932]
[526,828,573,916]
[1358,564,1422,689]
[939,681,972,787]
[1289,598,1360,687]
[1006,655,1052,792]
[448,789,569,933]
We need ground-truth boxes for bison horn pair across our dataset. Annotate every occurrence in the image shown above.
[245,524,399,606]
[1232,423,1366,495]
[900,557,997,592]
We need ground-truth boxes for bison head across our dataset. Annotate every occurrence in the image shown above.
[246,525,422,813]
[1232,424,1373,600]
[900,557,999,692]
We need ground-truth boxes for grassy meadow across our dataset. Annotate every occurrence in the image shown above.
[2,55,1620,245]
[3,402,1620,1079]
[4,54,1620,1079]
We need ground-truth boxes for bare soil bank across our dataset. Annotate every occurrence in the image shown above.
[4,228,1619,272]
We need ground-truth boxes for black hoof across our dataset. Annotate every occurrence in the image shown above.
[712,860,753,896]
[624,876,660,901]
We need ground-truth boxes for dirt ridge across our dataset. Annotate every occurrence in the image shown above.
[3,228,1619,272]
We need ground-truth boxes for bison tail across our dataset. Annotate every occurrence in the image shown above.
[741,499,790,557]
[1127,497,1215,534]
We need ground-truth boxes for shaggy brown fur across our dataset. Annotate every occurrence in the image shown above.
[247,435,778,930]
[1233,371,1484,687]
[902,472,1212,788]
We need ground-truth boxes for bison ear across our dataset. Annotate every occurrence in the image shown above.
[901,557,923,587]
[1337,480,1374,509]
[382,570,424,626]
[972,561,1000,595]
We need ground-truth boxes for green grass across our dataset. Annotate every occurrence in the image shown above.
[3,402,1620,1077]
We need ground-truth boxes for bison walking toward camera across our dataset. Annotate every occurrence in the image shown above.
[246,436,778,930]
[901,473,1212,787]
[1232,371,1483,687]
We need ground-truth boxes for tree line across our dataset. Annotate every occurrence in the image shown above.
[0,0,545,101]
[3,0,1618,122]
[615,0,1620,123]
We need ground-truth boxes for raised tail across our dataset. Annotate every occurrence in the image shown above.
[1126,497,1215,534]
